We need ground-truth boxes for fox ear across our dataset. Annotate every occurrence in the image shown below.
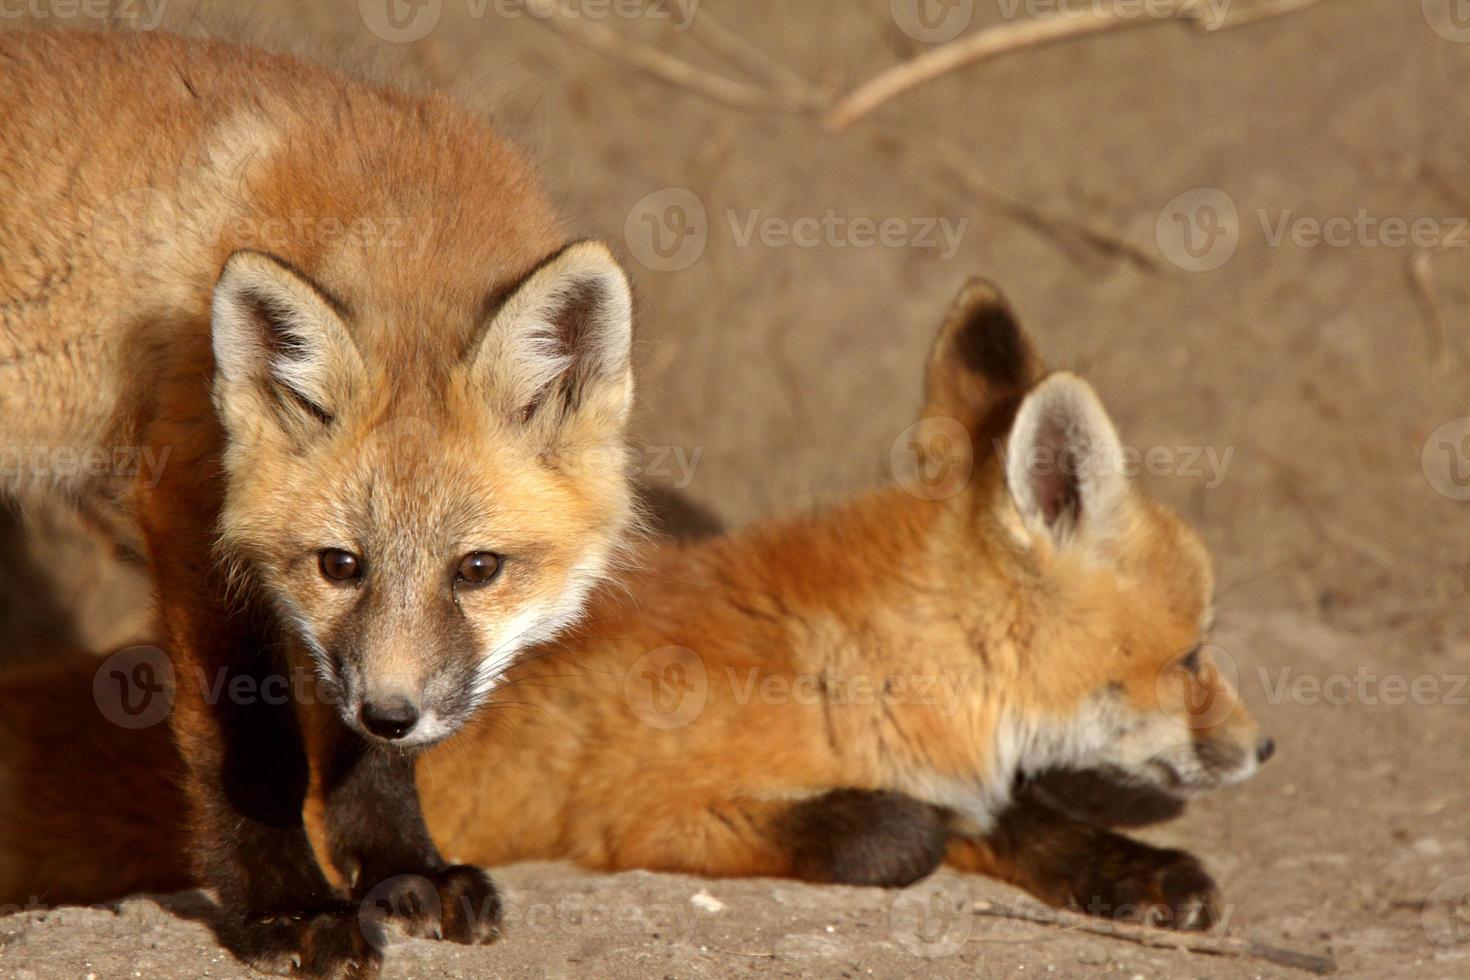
[470,240,634,445]
[1004,373,1131,550]
[211,250,366,436]
[924,278,1044,424]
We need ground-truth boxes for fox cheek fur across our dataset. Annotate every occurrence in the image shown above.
[208,242,639,746]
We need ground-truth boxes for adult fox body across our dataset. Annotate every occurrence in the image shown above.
[0,29,639,977]
[0,281,1271,932]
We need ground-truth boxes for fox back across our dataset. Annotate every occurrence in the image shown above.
[0,30,640,742]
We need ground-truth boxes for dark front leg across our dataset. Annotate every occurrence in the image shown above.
[167,622,381,978]
[322,735,502,946]
[947,796,1221,930]
[140,414,378,978]
[776,789,952,887]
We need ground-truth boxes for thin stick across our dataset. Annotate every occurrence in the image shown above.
[826,0,1336,131]
[923,135,1161,272]
[688,7,824,100]
[1256,449,1411,574]
[971,901,1337,975]
[525,7,821,112]
[828,9,1133,131]
[1408,249,1450,368]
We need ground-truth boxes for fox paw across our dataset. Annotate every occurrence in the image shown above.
[227,903,383,979]
[1073,847,1220,931]
[360,865,502,946]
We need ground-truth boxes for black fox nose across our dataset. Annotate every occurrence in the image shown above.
[1256,737,1276,764]
[360,697,420,740]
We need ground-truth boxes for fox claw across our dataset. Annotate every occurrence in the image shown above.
[358,865,502,947]
[227,903,381,979]
[1073,847,1221,931]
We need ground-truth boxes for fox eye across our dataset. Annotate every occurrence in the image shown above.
[319,549,362,583]
[456,552,502,587]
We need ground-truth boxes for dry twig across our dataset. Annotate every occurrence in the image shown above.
[922,135,1161,272]
[826,0,1337,131]
[525,5,823,112]
[687,7,826,103]
[1408,249,1450,369]
[971,901,1337,975]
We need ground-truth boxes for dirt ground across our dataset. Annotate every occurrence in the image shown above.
[1,0,1467,977]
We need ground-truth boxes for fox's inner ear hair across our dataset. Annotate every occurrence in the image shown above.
[211,250,366,432]
[1004,372,1130,549]
[471,239,634,432]
[924,277,1044,425]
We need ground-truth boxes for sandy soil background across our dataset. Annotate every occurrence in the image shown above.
[1,0,1467,977]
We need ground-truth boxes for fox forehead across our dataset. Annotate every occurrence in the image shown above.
[264,432,612,552]
[236,104,564,341]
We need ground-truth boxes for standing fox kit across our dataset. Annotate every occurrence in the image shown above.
[0,30,636,977]
[0,281,1269,931]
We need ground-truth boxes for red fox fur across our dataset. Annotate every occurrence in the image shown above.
[1,29,638,975]
[0,280,1267,932]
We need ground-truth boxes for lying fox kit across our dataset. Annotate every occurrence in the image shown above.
[424,277,1271,927]
[0,30,635,977]
[0,280,1265,932]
